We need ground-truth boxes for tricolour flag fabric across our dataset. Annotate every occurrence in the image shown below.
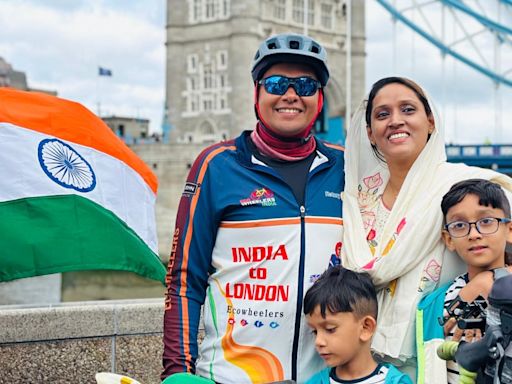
[0,88,166,283]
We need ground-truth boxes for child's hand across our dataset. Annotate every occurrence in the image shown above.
[462,327,482,342]
[443,317,482,342]
[443,317,462,339]
[459,271,493,301]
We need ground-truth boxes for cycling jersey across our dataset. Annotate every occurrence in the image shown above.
[163,131,344,384]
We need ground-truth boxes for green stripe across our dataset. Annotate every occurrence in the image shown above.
[207,286,219,382]
[0,195,166,284]
[416,308,425,384]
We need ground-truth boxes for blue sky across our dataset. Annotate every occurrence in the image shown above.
[1,0,511,143]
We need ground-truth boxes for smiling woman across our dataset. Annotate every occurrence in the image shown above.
[341,76,512,381]
[257,62,321,138]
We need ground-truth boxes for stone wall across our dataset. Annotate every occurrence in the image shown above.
[0,299,165,384]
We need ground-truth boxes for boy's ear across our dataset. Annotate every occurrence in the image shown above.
[442,229,456,252]
[506,222,512,243]
[359,315,377,342]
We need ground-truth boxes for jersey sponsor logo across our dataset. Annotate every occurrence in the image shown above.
[309,274,321,284]
[240,187,277,207]
[227,244,290,302]
[232,245,288,263]
[164,227,180,310]
[226,305,285,318]
[183,182,199,196]
[324,190,341,200]
[329,241,342,267]
[226,282,289,301]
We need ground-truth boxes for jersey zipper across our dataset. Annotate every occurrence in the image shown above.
[291,205,306,381]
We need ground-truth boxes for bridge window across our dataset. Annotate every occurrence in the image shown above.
[183,48,231,116]
[462,147,477,156]
[479,146,494,156]
[273,0,286,20]
[501,146,512,156]
[189,0,230,23]
[321,3,333,29]
[446,146,460,156]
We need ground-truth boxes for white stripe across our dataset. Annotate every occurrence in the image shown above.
[0,123,158,253]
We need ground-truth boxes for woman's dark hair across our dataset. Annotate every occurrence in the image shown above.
[303,266,378,320]
[441,178,511,220]
[365,77,433,161]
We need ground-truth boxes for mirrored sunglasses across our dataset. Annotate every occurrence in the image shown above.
[258,75,321,97]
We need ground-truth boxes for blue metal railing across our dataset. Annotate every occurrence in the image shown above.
[446,144,512,174]
[376,0,512,87]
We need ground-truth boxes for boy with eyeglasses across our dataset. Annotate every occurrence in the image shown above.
[162,33,345,384]
[416,179,512,383]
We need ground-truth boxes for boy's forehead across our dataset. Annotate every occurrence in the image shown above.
[447,193,505,218]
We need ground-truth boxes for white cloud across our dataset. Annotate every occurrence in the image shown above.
[0,0,165,132]
[366,0,512,144]
[1,0,510,141]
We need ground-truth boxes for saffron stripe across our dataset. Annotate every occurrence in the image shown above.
[324,142,345,151]
[0,88,157,193]
[219,217,343,228]
[305,217,343,225]
[179,144,236,367]
[220,218,300,228]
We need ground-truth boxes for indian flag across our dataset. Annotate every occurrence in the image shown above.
[0,88,166,284]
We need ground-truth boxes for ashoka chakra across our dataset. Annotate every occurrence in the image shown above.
[38,138,96,192]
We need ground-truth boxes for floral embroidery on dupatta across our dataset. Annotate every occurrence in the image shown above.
[383,218,407,296]
[418,259,441,292]
[358,173,383,255]
[358,172,409,297]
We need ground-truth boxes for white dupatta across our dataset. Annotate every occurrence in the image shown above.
[342,90,512,362]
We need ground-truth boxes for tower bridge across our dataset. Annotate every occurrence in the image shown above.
[446,143,512,175]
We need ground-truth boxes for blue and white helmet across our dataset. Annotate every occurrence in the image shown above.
[251,33,330,86]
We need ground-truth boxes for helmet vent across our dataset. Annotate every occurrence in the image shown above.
[311,44,320,54]
[289,40,300,50]
[268,42,277,50]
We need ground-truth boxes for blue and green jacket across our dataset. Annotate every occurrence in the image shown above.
[416,282,451,384]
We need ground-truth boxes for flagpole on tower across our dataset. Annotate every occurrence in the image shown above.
[97,66,113,118]
[96,67,101,117]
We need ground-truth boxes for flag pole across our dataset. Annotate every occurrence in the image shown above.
[345,0,352,133]
[303,0,308,36]
[96,67,102,117]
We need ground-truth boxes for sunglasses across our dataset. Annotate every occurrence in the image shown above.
[258,75,321,97]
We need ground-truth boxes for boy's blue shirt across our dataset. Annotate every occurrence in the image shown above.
[304,363,413,384]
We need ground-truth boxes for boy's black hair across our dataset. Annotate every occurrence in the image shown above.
[441,179,511,220]
[303,265,378,320]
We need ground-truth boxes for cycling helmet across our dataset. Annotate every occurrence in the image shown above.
[251,33,329,86]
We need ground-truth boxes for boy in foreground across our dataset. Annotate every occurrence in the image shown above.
[304,266,412,383]
[417,179,512,383]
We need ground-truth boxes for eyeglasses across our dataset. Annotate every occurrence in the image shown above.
[258,75,321,97]
[444,217,512,238]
